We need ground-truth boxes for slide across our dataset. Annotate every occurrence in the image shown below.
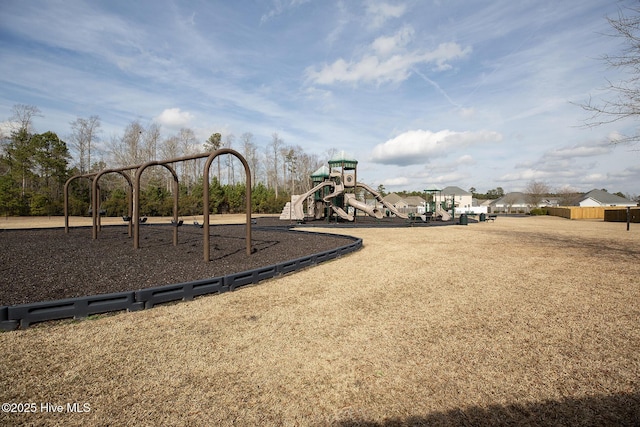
[345,194,384,219]
[356,183,409,219]
[329,204,354,221]
[322,180,344,202]
[288,180,336,220]
[436,205,452,221]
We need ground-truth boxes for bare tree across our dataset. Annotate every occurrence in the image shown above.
[324,147,339,162]
[161,134,180,192]
[524,180,550,207]
[223,133,235,185]
[502,193,519,214]
[555,185,581,206]
[110,120,145,167]
[296,150,321,193]
[9,104,41,133]
[69,115,101,173]
[145,123,161,161]
[263,144,273,190]
[268,133,283,198]
[580,5,640,144]
[160,135,179,160]
[178,128,198,188]
[283,147,296,194]
[240,132,258,186]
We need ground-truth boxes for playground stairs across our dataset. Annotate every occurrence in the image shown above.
[279,201,305,220]
[279,202,294,220]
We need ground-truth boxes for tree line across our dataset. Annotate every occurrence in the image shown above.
[0,104,332,217]
[3,104,637,218]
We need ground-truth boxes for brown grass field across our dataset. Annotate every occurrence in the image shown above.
[1,215,639,426]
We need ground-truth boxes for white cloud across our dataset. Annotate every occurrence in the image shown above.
[580,173,607,183]
[326,1,350,45]
[370,129,502,166]
[458,107,476,119]
[0,120,17,137]
[544,143,611,159]
[608,131,628,144]
[431,172,470,184]
[609,165,640,180]
[366,1,407,29]
[371,25,414,56]
[155,108,194,127]
[382,176,410,186]
[306,42,471,86]
[499,169,553,182]
[261,0,311,24]
[456,154,475,165]
[499,166,585,183]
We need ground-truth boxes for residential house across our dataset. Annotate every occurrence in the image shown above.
[381,193,406,210]
[380,193,426,214]
[577,189,636,207]
[540,198,560,207]
[403,196,427,214]
[491,192,531,213]
[432,186,474,214]
[469,198,489,215]
[478,199,494,212]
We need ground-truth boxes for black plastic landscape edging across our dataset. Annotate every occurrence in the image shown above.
[0,233,362,331]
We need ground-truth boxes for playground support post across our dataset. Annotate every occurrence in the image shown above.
[627,206,631,231]
[133,162,179,249]
[92,169,134,239]
[64,173,97,233]
[203,149,252,261]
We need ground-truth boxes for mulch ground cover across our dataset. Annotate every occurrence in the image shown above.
[0,217,355,306]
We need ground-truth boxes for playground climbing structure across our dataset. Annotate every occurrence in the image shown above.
[280,151,408,222]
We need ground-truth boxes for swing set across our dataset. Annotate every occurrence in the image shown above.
[63,149,252,261]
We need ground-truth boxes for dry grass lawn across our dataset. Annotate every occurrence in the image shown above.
[1,215,639,426]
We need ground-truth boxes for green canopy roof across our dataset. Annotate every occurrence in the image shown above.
[311,165,330,179]
[328,150,358,168]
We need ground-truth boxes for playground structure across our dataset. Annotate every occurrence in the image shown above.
[63,149,252,261]
[280,152,463,223]
[424,187,453,221]
[280,152,409,222]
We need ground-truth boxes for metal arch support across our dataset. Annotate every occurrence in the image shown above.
[203,148,252,261]
[64,173,97,233]
[133,161,180,249]
[91,169,134,239]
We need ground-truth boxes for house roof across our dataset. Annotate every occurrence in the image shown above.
[441,186,471,196]
[491,192,528,206]
[403,196,426,206]
[382,193,403,205]
[579,189,635,206]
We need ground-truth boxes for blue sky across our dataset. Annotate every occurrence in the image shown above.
[1,0,639,195]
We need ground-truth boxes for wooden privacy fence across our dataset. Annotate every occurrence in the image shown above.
[604,207,640,223]
[547,206,634,220]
